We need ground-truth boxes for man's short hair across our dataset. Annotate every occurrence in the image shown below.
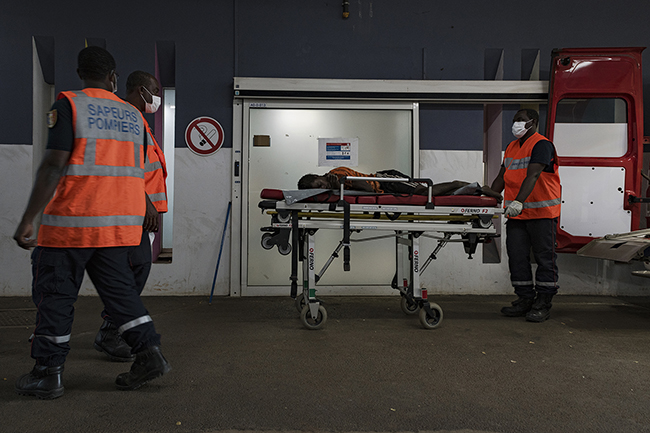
[126,71,156,94]
[77,46,116,81]
[519,108,539,124]
[298,174,319,189]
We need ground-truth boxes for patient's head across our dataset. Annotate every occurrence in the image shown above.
[298,173,336,189]
[298,174,321,189]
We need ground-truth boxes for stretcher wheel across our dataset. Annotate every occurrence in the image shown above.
[400,296,419,315]
[300,305,327,330]
[261,233,274,250]
[295,293,306,313]
[475,217,493,229]
[419,303,443,329]
[277,243,292,255]
[277,212,291,223]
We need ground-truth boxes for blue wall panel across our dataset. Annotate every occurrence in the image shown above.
[1,1,649,148]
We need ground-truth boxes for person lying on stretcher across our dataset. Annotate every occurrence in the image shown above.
[298,167,502,202]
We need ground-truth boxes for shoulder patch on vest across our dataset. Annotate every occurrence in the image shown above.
[47,109,58,129]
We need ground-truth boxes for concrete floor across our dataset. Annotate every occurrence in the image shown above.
[2,294,650,433]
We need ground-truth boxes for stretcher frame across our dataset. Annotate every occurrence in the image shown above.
[259,177,503,329]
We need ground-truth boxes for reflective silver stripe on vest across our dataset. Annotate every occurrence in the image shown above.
[65,164,145,178]
[41,214,144,228]
[511,280,534,286]
[33,334,71,344]
[505,198,561,209]
[537,281,559,287]
[84,137,97,165]
[145,160,163,173]
[504,157,513,168]
[506,156,530,171]
[144,129,161,173]
[118,315,153,334]
[148,192,167,202]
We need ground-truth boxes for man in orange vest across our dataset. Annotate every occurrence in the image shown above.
[490,109,561,322]
[13,47,170,398]
[93,70,168,362]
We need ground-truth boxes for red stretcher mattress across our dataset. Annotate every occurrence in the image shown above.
[260,189,498,207]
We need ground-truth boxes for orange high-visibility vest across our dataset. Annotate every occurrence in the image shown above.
[143,120,168,213]
[503,132,561,220]
[38,88,146,248]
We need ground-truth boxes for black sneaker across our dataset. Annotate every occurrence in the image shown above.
[94,320,135,362]
[500,296,535,317]
[15,364,64,399]
[115,346,171,391]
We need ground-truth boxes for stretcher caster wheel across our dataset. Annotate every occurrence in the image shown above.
[300,305,327,330]
[261,233,274,250]
[277,212,291,223]
[277,243,292,255]
[295,293,306,313]
[400,296,419,315]
[419,303,443,329]
[475,217,493,229]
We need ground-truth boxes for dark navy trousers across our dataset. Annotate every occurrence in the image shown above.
[100,230,152,323]
[505,217,559,298]
[30,242,161,366]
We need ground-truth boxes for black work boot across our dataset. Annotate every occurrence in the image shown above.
[526,293,554,322]
[115,346,171,391]
[94,320,135,362]
[15,364,64,399]
[500,296,535,317]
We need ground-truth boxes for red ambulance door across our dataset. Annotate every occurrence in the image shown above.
[546,47,645,253]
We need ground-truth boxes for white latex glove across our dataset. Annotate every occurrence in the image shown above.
[504,200,523,218]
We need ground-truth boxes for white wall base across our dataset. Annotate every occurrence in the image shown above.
[1,145,648,297]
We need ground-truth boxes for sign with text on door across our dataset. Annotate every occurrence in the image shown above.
[318,137,358,167]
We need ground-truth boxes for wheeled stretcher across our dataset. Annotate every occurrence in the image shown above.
[258,176,503,330]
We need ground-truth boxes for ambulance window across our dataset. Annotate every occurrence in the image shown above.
[553,98,628,158]
[556,98,627,123]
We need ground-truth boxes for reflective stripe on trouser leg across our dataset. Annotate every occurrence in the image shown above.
[33,334,71,344]
[118,315,153,334]
[85,247,161,353]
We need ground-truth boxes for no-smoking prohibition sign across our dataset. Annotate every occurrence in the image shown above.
[185,117,225,156]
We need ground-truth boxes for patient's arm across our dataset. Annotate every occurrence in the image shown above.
[349,179,375,192]
[479,185,503,203]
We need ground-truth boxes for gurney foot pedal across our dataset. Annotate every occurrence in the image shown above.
[419,302,443,329]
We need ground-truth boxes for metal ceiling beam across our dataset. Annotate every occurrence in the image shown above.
[234,77,548,103]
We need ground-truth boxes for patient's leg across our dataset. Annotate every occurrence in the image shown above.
[415,180,469,196]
